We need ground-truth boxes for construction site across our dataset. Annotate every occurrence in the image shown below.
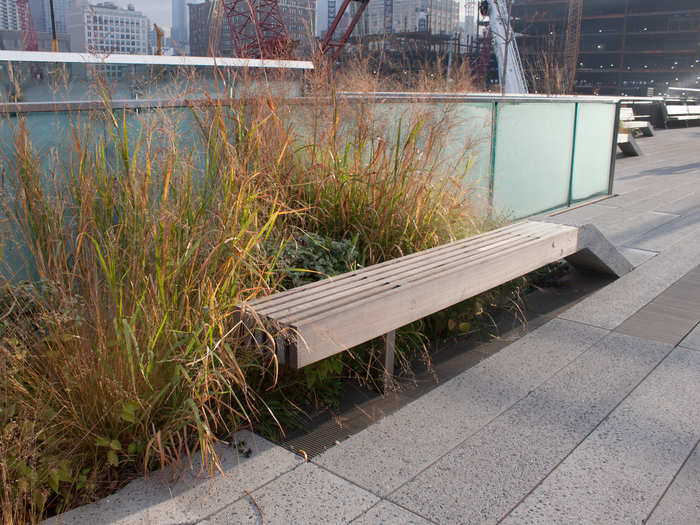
[512,0,700,96]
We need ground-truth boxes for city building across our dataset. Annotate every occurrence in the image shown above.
[279,0,314,52]
[67,1,149,55]
[189,0,234,56]
[511,0,700,96]
[0,0,20,31]
[30,0,70,34]
[171,0,188,51]
[0,28,70,49]
[358,0,459,37]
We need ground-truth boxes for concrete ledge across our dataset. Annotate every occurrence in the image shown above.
[45,431,303,524]
[566,223,634,277]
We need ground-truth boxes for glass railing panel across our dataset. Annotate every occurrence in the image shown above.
[571,102,616,202]
[492,101,576,219]
[0,52,312,103]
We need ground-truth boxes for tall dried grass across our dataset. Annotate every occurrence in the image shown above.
[0,64,487,523]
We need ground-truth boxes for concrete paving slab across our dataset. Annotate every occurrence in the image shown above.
[313,319,608,497]
[623,209,700,252]
[617,246,657,267]
[389,333,672,525]
[169,430,304,521]
[500,347,700,525]
[46,431,302,525]
[350,501,434,525]
[202,463,378,525]
[646,442,700,525]
[44,474,187,525]
[680,323,700,351]
[615,301,700,345]
[558,229,700,330]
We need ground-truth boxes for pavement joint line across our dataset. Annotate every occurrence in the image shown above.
[307,462,441,524]
[381,319,611,504]
[190,456,308,523]
[643,437,700,524]
[678,344,700,353]
[551,315,615,333]
[494,338,678,525]
[348,498,440,525]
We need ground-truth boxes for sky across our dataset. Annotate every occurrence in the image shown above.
[127,0,179,33]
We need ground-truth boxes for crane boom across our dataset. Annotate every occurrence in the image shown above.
[564,0,583,93]
[486,0,528,94]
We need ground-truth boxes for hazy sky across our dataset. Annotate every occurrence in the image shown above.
[126,0,179,32]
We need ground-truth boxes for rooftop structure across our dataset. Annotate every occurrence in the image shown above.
[512,0,700,96]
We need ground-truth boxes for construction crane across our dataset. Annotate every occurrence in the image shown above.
[319,0,370,61]
[15,0,42,79]
[15,0,39,53]
[153,23,164,55]
[484,0,528,93]
[564,0,583,93]
[223,0,292,58]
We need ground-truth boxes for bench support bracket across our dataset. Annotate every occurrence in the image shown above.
[383,330,396,393]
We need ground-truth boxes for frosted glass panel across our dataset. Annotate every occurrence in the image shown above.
[492,102,576,219]
[571,103,615,202]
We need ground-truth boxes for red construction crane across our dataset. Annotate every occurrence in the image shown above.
[15,0,43,79]
[15,0,39,52]
[222,0,292,58]
[319,0,370,61]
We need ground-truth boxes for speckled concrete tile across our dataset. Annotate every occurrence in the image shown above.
[350,501,434,525]
[202,463,378,525]
[313,319,608,497]
[680,323,700,351]
[500,347,700,525]
[44,474,187,525]
[168,430,304,521]
[46,431,302,525]
[558,230,700,329]
[646,442,700,525]
[389,333,672,525]
[623,209,700,252]
[616,246,658,267]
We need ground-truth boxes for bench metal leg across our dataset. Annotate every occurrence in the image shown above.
[383,330,396,393]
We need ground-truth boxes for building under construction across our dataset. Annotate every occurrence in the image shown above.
[511,0,700,96]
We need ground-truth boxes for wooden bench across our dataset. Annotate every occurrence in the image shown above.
[240,221,632,387]
[617,133,642,157]
[665,104,700,126]
[619,107,654,137]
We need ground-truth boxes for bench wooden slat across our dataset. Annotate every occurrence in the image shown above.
[255,222,559,317]
[240,221,632,368]
[285,227,572,328]
[250,221,552,313]
[271,226,562,324]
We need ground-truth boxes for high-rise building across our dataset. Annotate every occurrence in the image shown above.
[189,0,234,56]
[171,0,188,49]
[359,0,458,37]
[68,1,149,55]
[511,0,700,96]
[0,28,70,49]
[30,0,69,33]
[279,0,314,52]
[0,0,21,30]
